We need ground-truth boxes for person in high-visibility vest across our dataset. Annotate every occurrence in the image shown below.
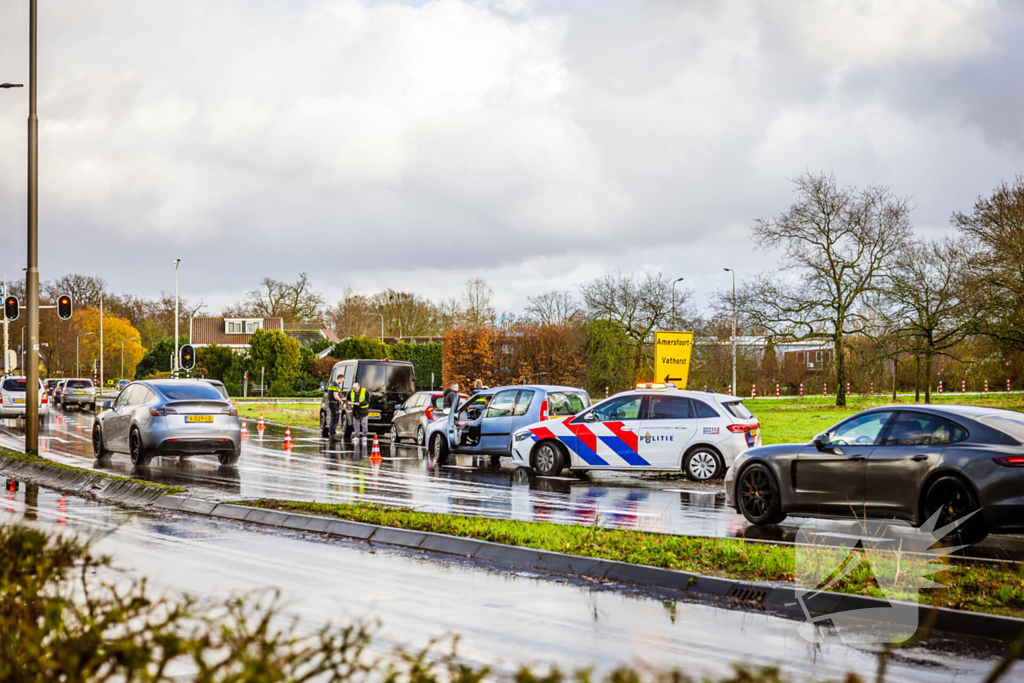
[348,382,370,442]
[326,374,344,438]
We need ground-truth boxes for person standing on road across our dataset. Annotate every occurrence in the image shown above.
[443,382,460,411]
[326,374,344,438]
[349,381,370,441]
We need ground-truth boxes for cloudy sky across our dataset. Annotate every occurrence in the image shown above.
[0,0,1021,316]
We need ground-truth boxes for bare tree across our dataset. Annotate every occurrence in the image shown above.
[461,278,495,329]
[952,175,1024,352]
[43,274,107,309]
[737,172,913,406]
[876,237,978,402]
[525,291,582,326]
[580,271,678,375]
[226,273,325,322]
[326,289,377,339]
[370,289,439,337]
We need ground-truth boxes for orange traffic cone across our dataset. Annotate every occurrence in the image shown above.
[370,433,382,462]
[257,414,265,431]
[240,418,248,441]
[283,425,293,450]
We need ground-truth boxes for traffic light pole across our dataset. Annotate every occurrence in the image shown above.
[25,0,40,454]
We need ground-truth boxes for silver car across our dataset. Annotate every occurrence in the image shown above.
[93,379,241,467]
[0,376,49,420]
[61,378,96,410]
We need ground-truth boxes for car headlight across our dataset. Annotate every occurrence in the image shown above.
[514,431,531,442]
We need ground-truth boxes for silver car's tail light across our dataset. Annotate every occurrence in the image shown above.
[221,406,237,417]
[994,456,1024,467]
[150,406,178,416]
[727,422,759,433]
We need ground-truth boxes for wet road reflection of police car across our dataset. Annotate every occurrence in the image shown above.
[511,384,761,480]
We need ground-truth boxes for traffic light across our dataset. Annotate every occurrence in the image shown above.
[3,296,18,321]
[180,344,196,371]
[57,294,73,320]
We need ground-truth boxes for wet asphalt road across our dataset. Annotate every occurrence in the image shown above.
[2,480,1019,682]
[4,407,1024,562]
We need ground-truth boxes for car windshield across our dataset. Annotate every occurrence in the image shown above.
[2,379,27,392]
[722,401,753,419]
[157,384,224,401]
[66,380,92,389]
[978,414,1024,443]
[547,391,589,416]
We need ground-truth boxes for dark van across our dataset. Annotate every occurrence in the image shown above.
[318,359,415,438]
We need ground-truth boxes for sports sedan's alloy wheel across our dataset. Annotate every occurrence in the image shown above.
[92,424,110,458]
[533,441,563,477]
[685,449,720,480]
[416,426,426,447]
[923,476,988,544]
[129,429,151,467]
[389,424,399,443]
[218,448,241,466]
[737,463,786,525]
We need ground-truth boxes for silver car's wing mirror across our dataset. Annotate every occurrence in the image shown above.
[102,400,112,411]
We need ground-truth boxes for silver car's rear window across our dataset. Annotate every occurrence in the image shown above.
[722,401,753,419]
[978,415,1024,443]
[158,384,223,401]
[67,380,92,389]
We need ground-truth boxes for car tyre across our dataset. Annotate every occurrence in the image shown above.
[129,428,152,467]
[431,434,449,465]
[320,411,329,438]
[343,415,353,440]
[736,463,787,525]
[922,475,988,545]
[684,447,723,481]
[532,441,564,477]
[416,426,426,447]
[218,447,242,466]
[92,422,111,459]
[389,423,400,443]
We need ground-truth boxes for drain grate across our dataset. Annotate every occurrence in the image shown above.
[727,584,768,605]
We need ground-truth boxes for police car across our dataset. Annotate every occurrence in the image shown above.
[510,384,761,480]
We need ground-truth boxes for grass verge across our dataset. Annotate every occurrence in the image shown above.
[236,403,319,430]
[245,499,1024,618]
[0,447,186,495]
[747,394,1024,446]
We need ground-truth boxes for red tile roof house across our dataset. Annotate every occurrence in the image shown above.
[190,318,339,350]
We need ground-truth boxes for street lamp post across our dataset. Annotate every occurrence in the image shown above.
[724,268,737,395]
[670,277,684,327]
[121,337,137,383]
[2,267,26,374]
[26,0,41,454]
[76,332,94,378]
[173,258,181,378]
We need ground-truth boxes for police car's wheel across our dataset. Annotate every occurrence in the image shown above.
[532,441,564,477]
[685,448,722,481]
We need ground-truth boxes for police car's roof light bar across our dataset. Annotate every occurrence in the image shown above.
[635,382,677,390]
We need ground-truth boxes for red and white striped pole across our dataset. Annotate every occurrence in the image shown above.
[728,385,732,396]
[605,386,609,398]
[799,383,804,398]
[938,381,943,395]
[751,385,757,398]
[775,384,780,397]
[961,380,966,394]
[870,383,874,397]
[846,382,850,396]
[1008,379,1012,393]
[823,383,828,397]
[984,380,989,394]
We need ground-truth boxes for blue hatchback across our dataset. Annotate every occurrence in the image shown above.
[426,384,591,464]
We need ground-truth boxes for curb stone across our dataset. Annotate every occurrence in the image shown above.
[155,498,1024,644]
[0,457,169,506]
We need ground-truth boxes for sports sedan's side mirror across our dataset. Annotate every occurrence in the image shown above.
[813,434,829,451]
[102,401,112,411]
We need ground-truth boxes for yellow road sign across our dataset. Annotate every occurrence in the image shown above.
[654,331,693,388]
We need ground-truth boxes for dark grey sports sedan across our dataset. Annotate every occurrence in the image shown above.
[725,405,1024,544]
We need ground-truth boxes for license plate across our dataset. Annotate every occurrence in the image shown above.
[368,411,381,419]
[185,416,214,423]
[750,428,758,436]
[74,391,85,395]
[13,398,24,404]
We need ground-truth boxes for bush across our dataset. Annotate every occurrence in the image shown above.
[393,341,443,389]
[329,336,393,361]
